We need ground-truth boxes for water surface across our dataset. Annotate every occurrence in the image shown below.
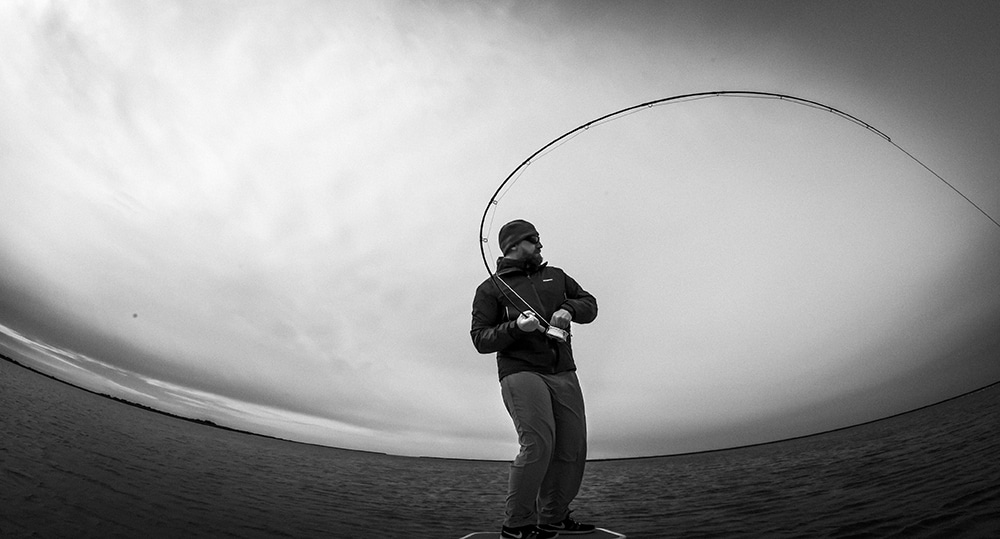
[2,357,998,538]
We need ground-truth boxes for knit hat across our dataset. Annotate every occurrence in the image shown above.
[498,219,539,254]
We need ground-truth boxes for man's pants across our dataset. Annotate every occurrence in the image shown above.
[500,370,587,527]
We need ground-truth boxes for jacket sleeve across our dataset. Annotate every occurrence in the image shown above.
[560,272,598,324]
[470,280,525,354]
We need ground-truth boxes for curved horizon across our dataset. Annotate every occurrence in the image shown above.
[2,341,998,462]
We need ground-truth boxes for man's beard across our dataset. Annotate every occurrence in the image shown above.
[526,251,544,269]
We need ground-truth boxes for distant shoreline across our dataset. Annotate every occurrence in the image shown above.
[0,352,398,460]
[4,351,997,463]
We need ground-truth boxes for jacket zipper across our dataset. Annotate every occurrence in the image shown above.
[527,272,560,372]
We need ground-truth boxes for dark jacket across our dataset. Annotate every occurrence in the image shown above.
[471,257,598,380]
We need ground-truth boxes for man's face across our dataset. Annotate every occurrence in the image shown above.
[514,235,543,264]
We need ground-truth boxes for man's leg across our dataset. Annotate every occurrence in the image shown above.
[500,372,556,528]
[537,371,587,524]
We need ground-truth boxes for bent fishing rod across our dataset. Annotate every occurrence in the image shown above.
[479,90,1000,336]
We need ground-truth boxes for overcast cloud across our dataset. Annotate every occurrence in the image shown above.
[1,0,998,459]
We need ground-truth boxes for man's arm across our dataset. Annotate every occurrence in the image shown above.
[470,281,526,354]
[560,272,598,324]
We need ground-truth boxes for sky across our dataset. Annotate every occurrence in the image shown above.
[1,0,998,460]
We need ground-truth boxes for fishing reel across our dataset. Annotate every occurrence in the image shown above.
[544,325,569,343]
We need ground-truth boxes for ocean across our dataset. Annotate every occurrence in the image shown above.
[2,356,998,538]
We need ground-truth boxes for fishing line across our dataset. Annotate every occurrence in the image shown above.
[479,90,1000,328]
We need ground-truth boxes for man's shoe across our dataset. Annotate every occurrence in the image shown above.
[539,513,596,535]
[500,524,559,539]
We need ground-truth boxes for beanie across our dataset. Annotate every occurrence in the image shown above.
[498,219,539,254]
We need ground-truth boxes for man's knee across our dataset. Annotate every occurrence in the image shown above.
[513,425,554,462]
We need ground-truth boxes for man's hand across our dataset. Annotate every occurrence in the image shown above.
[516,311,542,332]
[550,308,573,329]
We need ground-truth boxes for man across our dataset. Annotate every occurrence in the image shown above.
[471,219,599,539]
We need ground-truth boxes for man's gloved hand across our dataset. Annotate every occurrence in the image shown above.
[550,308,573,329]
[516,311,542,332]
